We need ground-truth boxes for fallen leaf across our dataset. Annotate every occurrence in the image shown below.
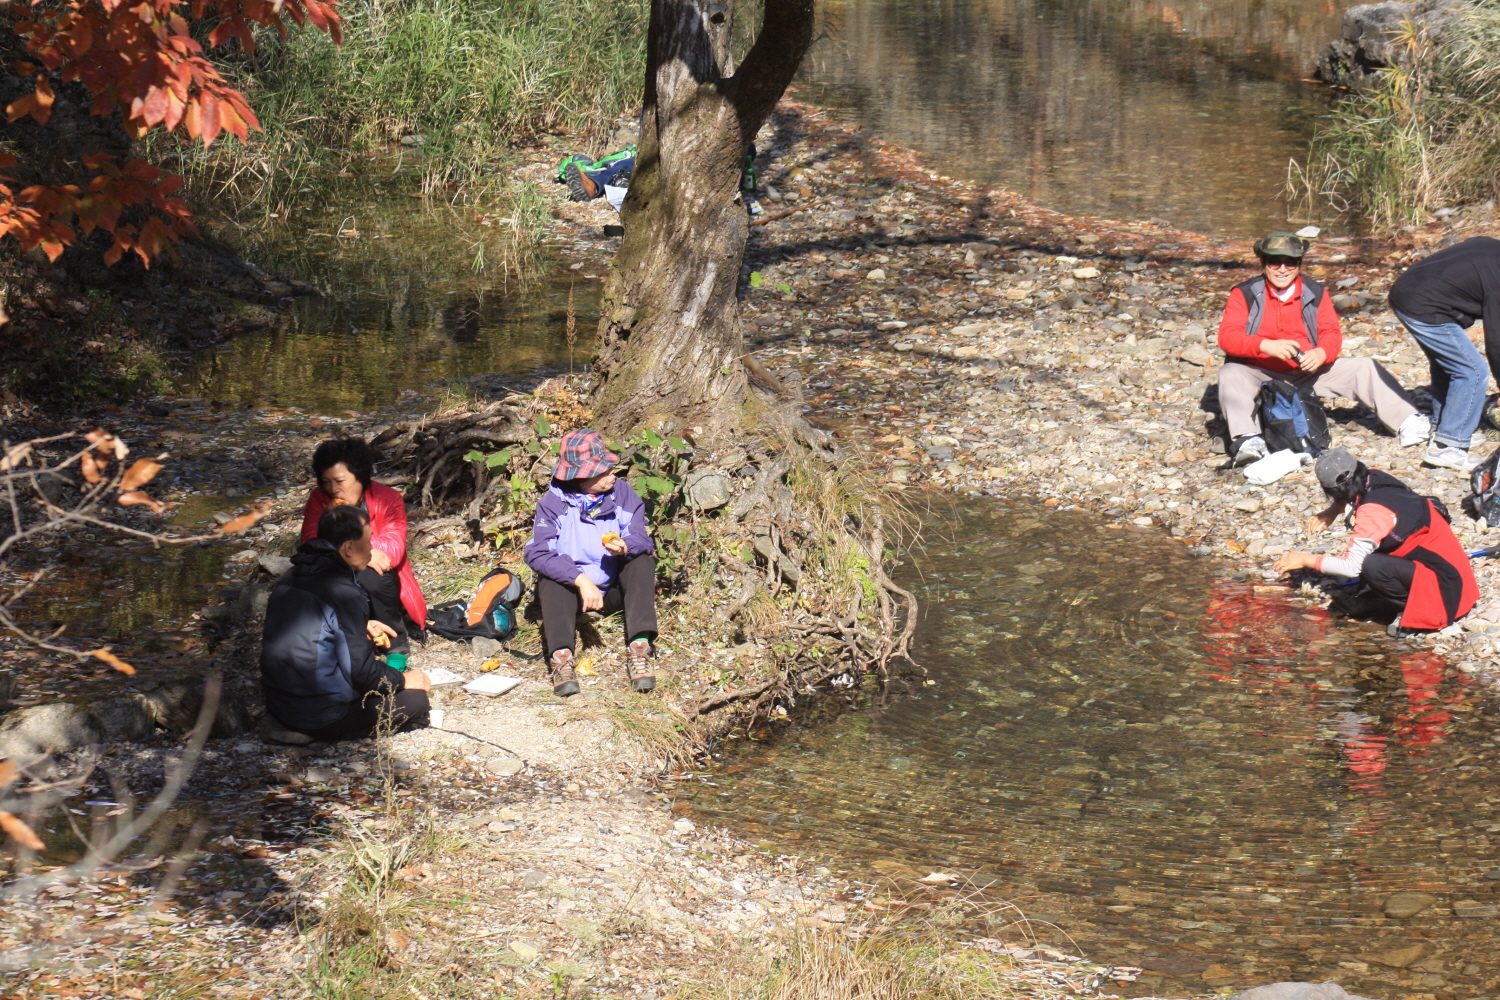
[219,505,269,534]
[80,451,104,484]
[88,649,137,675]
[85,429,128,459]
[0,810,44,850]
[0,442,31,471]
[0,759,14,789]
[119,458,163,491]
[118,491,165,514]
[919,871,959,883]
[575,656,599,676]
[479,657,501,673]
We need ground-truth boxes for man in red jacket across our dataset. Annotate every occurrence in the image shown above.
[1218,232,1426,465]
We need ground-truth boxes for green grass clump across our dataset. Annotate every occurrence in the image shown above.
[167,0,645,208]
[1292,0,1500,229]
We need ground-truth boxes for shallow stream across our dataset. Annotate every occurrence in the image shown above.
[690,504,1500,994]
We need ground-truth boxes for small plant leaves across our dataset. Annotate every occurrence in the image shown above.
[0,811,44,851]
[485,448,513,470]
[776,283,792,295]
[463,449,484,463]
[666,436,690,453]
[534,414,551,437]
[640,476,675,495]
[749,271,764,287]
[642,428,662,449]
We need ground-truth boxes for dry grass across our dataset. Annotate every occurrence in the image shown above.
[1292,0,1500,228]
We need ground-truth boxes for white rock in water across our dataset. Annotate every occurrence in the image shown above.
[1073,266,1100,279]
[951,322,990,336]
[865,268,886,281]
[878,320,909,330]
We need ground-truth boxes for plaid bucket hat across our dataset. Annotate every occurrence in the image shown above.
[1253,232,1312,258]
[554,429,619,481]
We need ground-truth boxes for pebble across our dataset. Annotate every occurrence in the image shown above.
[1382,890,1437,918]
[487,757,524,775]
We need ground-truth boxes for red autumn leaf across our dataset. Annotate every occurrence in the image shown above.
[118,490,165,513]
[218,505,269,534]
[119,457,162,490]
[0,811,45,851]
[88,648,138,675]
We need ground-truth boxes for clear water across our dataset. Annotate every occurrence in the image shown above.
[798,0,1345,236]
[691,504,1500,995]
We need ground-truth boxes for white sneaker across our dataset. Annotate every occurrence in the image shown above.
[1398,413,1431,447]
[1423,444,1480,472]
[1233,435,1268,466]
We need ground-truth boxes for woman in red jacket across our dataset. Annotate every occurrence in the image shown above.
[300,438,427,665]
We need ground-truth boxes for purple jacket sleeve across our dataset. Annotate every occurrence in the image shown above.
[617,482,655,557]
[524,493,584,586]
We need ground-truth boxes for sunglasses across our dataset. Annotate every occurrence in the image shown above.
[1261,257,1302,269]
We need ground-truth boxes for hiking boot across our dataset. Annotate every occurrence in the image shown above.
[1397,413,1431,447]
[550,648,580,697]
[624,638,656,693]
[1423,443,1479,472]
[1232,435,1267,466]
[562,160,598,202]
[554,153,591,184]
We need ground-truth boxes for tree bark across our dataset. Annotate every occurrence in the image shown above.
[590,0,815,439]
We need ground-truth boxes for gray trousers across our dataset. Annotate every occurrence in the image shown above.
[1217,358,1418,441]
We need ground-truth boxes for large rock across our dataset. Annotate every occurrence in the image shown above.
[0,694,155,760]
[1233,984,1379,1000]
[684,470,732,511]
[1383,889,1438,917]
[1315,0,1458,90]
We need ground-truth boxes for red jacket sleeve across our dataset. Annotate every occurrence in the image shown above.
[300,489,330,544]
[1314,293,1343,363]
[366,482,409,568]
[1216,287,1263,360]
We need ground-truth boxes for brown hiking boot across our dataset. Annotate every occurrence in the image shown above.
[550,648,580,697]
[624,638,655,693]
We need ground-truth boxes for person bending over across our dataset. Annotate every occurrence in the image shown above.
[262,505,431,740]
[1387,236,1500,471]
[1218,232,1425,466]
[1274,448,1477,637]
[525,429,658,697]
[300,437,427,669]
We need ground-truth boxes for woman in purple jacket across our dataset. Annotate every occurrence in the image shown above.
[525,429,657,697]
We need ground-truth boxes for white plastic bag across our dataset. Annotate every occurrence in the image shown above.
[1243,448,1304,486]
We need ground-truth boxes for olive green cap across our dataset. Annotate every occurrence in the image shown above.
[1254,232,1311,258]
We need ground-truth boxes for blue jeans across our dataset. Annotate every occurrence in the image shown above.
[1395,310,1489,448]
[585,155,634,190]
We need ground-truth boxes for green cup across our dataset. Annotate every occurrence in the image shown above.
[387,653,408,672]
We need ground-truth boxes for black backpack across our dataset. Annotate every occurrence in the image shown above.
[426,567,524,644]
[1465,448,1500,526]
[1256,379,1331,454]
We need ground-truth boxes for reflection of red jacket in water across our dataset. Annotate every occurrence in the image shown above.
[1317,470,1477,631]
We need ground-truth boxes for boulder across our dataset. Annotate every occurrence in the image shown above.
[1383,890,1438,918]
[0,694,155,759]
[1315,0,1459,90]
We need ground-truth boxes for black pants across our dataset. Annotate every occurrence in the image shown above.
[1363,553,1416,610]
[306,688,430,740]
[357,566,410,654]
[538,554,658,656]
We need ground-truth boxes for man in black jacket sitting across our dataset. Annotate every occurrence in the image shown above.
[261,504,430,740]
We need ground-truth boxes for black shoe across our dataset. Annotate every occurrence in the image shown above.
[563,161,598,202]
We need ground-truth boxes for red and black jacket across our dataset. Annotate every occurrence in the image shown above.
[1357,470,1478,630]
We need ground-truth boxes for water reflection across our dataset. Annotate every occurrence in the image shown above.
[694,504,1499,995]
[798,0,1343,235]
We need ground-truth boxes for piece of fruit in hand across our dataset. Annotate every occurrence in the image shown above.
[373,632,390,649]
[601,531,622,547]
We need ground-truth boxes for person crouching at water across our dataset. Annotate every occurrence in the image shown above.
[525,429,658,697]
[1273,448,1477,637]
[300,437,427,670]
[261,505,431,740]
[1217,232,1426,465]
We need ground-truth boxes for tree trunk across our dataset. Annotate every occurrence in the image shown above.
[591,0,814,439]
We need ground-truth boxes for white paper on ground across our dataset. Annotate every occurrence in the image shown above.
[463,674,522,696]
[422,666,466,688]
[604,184,628,210]
[1243,448,1304,486]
